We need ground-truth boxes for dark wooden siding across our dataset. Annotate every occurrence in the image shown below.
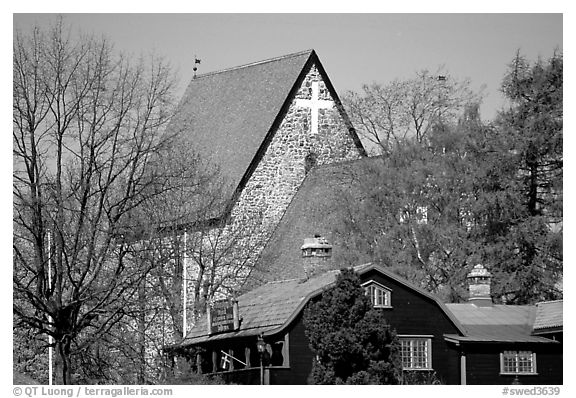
[359,269,462,385]
[271,314,314,384]
[184,268,562,385]
[274,269,465,384]
[464,343,563,385]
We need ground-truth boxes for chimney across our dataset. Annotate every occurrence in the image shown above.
[301,234,332,279]
[467,264,492,306]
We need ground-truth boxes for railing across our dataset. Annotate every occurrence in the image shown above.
[209,367,268,385]
[209,365,292,385]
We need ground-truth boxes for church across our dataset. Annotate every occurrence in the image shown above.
[162,50,562,385]
[164,49,365,314]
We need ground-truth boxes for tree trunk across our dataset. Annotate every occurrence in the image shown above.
[54,338,72,384]
[137,280,146,384]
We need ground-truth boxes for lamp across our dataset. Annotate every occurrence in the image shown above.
[257,334,266,385]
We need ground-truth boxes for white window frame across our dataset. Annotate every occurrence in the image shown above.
[500,351,537,375]
[416,206,428,225]
[399,336,433,371]
[362,281,392,308]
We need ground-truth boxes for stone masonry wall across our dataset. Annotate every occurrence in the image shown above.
[230,64,362,228]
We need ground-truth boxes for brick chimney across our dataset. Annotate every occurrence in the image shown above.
[301,234,332,279]
[467,264,492,307]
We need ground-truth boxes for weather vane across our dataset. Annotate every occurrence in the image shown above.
[193,56,201,78]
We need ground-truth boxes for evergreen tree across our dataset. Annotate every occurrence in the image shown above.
[490,51,563,303]
[303,269,401,384]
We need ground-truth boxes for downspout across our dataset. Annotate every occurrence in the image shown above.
[460,349,467,385]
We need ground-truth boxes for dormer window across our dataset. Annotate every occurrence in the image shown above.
[362,281,392,308]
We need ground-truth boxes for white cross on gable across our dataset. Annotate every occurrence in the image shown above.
[295,81,333,135]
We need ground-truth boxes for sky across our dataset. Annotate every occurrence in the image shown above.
[12,13,563,121]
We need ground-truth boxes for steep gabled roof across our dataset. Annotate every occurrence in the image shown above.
[168,49,363,221]
[251,156,382,284]
[168,50,312,219]
[173,263,466,348]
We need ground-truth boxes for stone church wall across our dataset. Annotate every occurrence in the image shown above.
[230,64,361,228]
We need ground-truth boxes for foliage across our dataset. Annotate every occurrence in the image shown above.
[491,51,563,303]
[303,269,401,384]
[401,370,443,385]
[13,318,49,384]
[337,52,562,304]
[333,120,490,301]
[161,368,227,385]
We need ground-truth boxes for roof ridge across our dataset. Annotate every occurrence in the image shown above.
[536,299,563,305]
[266,278,300,285]
[193,49,314,80]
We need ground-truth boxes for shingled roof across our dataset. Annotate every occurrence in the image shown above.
[532,300,563,333]
[444,303,561,344]
[250,156,383,285]
[175,268,341,347]
[173,263,467,348]
[168,49,361,221]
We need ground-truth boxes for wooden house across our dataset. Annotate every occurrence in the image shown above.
[167,254,562,385]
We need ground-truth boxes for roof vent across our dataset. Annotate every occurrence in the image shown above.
[301,235,332,280]
[301,234,332,257]
[467,264,492,307]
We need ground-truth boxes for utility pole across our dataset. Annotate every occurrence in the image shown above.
[182,230,188,338]
[47,231,53,385]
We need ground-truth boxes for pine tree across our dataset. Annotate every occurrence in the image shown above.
[303,269,401,384]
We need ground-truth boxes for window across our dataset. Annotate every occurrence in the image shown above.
[500,351,537,375]
[362,281,392,308]
[400,337,432,370]
[305,153,318,175]
[398,205,428,225]
[416,206,428,225]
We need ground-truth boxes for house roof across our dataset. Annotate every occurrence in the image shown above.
[175,268,342,347]
[167,49,363,221]
[172,261,563,349]
[173,263,467,348]
[533,300,563,332]
[444,303,561,344]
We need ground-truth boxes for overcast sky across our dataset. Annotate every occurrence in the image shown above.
[13,13,562,121]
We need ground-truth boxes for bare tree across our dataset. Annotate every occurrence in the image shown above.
[69,135,270,382]
[127,178,268,382]
[343,68,481,153]
[12,19,188,384]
